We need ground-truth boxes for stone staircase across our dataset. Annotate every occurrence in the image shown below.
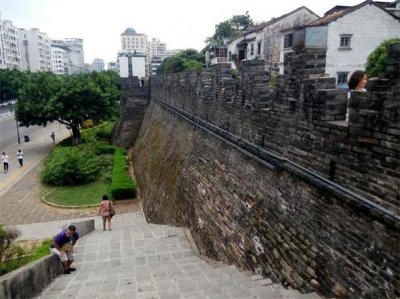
[36,213,321,299]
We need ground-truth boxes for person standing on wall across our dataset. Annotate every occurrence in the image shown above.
[346,70,368,121]
[1,152,9,173]
[16,149,24,167]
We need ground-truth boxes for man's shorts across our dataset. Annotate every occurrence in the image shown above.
[50,247,74,262]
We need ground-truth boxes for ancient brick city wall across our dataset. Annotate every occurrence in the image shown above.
[131,45,400,298]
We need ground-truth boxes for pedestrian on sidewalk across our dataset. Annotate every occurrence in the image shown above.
[1,152,9,173]
[99,194,114,231]
[50,225,79,274]
[16,149,24,167]
[50,131,55,143]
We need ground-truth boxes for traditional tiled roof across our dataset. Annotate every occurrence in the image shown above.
[226,6,319,44]
[308,0,400,27]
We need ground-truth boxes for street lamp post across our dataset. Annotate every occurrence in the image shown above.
[10,104,20,144]
[16,119,21,144]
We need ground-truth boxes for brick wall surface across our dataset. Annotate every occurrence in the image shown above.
[130,45,400,298]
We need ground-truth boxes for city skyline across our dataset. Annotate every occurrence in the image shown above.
[0,0,387,65]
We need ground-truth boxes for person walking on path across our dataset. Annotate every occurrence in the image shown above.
[99,194,114,231]
[50,131,55,144]
[50,225,79,274]
[1,152,9,173]
[16,149,24,167]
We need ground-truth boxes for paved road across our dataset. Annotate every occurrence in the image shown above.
[0,115,45,150]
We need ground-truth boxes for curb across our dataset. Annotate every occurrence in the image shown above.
[40,196,99,209]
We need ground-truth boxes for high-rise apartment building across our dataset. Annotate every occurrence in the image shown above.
[52,38,85,74]
[147,38,167,75]
[92,58,105,72]
[0,17,21,69]
[19,28,52,72]
[51,44,67,74]
[147,38,167,59]
[107,61,118,72]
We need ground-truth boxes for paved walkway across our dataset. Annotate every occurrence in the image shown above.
[0,121,140,228]
[35,212,321,299]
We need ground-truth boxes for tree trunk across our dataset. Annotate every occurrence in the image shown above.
[71,124,81,145]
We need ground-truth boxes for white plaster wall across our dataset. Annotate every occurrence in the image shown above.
[325,4,400,78]
[132,56,145,78]
[264,8,319,64]
[118,56,129,78]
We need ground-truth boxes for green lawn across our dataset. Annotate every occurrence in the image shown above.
[42,180,109,206]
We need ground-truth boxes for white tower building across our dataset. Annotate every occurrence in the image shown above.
[19,28,52,72]
[0,17,21,69]
[51,44,67,74]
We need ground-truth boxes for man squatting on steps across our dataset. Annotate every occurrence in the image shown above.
[50,225,79,274]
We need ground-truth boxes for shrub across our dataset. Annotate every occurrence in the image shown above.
[95,129,111,140]
[366,37,400,78]
[110,148,136,199]
[95,144,116,155]
[42,146,101,185]
[0,225,24,276]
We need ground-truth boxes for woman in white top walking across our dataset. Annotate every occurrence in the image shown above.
[1,152,9,173]
[16,149,24,167]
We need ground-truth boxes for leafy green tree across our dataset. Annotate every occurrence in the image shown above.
[366,37,400,77]
[205,12,253,47]
[0,69,29,101]
[157,49,204,74]
[16,72,120,145]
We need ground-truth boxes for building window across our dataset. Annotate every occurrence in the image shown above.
[337,72,349,86]
[339,35,352,49]
[250,44,254,55]
[283,33,293,49]
[257,41,261,55]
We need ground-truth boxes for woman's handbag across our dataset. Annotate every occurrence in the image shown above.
[109,201,116,218]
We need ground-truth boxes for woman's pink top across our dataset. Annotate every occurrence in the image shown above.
[100,200,111,216]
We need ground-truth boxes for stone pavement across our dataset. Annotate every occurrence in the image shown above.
[35,212,321,299]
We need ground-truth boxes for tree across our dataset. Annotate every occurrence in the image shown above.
[0,69,28,101]
[205,12,254,47]
[365,37,400,78]
[16,72,120,145]
[156,49,205,74]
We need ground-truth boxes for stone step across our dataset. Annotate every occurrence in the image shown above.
[36,213,321,299]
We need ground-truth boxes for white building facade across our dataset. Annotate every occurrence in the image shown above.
[117,51,146,78]
[282,1,400,85]
[107,61,118,72]
[0,18,21,69]
[226,6,319,72]
[19,28,52,72]
[51,44,67,74]
[92,58,105,72]
[52,38,85,74]
[324,3,400,84]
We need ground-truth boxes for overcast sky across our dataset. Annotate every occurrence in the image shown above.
[0,0,385,65]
